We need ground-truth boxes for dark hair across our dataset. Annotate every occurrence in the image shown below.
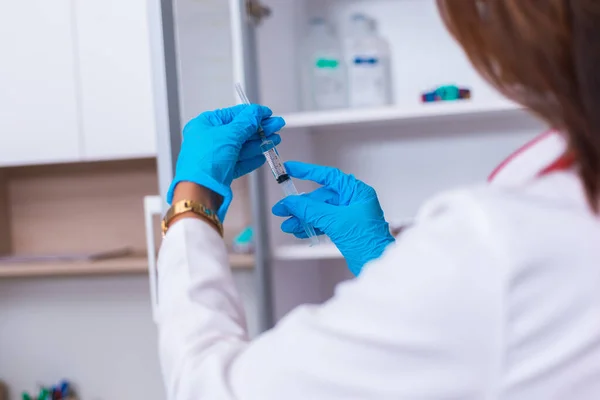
[437,0,600,210]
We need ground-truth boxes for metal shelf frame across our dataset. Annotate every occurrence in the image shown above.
[149,0,274,332]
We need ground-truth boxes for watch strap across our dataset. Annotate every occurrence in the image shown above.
[161,199,223,237]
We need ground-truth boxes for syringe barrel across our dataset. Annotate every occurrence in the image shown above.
[262,140,289,183]
[260,139,276,153]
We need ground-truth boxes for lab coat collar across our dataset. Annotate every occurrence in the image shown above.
[488,130,571,187]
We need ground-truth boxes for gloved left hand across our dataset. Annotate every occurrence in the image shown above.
[272,161,395,276]
[167,104,285,221]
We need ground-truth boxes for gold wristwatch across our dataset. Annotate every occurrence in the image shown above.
[161,199,223,237]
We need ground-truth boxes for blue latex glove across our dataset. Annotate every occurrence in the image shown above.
[167,104,285,221]
[272,161,395,276]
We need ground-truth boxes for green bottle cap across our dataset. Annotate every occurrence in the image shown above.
[38,388,50,400]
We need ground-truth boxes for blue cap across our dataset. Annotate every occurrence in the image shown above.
[309,17,326,25]
[351,13,369,21]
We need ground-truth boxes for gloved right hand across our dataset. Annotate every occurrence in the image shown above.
[272,161,395,276]
[167,104,285,222]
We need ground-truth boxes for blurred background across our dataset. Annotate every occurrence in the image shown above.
[0,0,546,399]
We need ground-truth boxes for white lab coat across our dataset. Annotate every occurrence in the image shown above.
[156,131,600,399]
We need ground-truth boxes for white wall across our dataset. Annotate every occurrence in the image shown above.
[0,276,162,399]
[0,271,263,400]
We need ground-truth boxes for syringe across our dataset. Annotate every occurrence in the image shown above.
[235,83,320,246]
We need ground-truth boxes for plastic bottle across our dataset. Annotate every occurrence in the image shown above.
[345,14,393,108]
[303,18,347,111]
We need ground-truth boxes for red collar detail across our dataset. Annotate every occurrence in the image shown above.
[488,130,554,182]
[537,151,576,177]
[488,130,574,182]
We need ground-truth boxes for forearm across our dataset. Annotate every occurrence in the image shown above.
[158,182,250,398]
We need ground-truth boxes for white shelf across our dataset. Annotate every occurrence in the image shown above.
[0,254,255,279]
[283,101,523,130]
[0,256,150,278]
[274,243,342,261]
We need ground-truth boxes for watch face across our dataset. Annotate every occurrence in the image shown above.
[161,219,168,236]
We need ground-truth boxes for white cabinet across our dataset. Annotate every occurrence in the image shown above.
[75,0,157,160]
[0,0,80,166]
[0,0,157,167]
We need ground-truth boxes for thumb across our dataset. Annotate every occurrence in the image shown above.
[272,194,332,227]
[229,104,273,141]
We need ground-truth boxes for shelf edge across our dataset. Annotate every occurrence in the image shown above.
[0,254,255,279]
[274,244,343,261]
[282,102,524,130]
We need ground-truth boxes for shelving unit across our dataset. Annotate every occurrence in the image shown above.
[0,158,255,280]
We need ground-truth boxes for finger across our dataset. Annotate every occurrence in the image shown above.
[246,116,286,141]
[284,161,354,194]
[303,186,340,205]
[195,104,249,125]
[261,116,286,135]
[272,199,293,217]
[271,194,330,226]
[216,104,273,124]
[229,105,274,141]
[214,104,254,123]
[281,217,302,234]
[280,226,310,240]
[238,134,281,161]
[281,216,325,236]
[234,156,265,179]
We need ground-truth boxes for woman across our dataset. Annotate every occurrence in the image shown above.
[157,1,600,399]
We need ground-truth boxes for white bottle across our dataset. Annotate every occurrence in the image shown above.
[345,14,393,108]
[303,18,347,111]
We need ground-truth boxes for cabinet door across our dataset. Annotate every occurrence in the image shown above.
[0,0,80,166]
[75,0,157,160]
